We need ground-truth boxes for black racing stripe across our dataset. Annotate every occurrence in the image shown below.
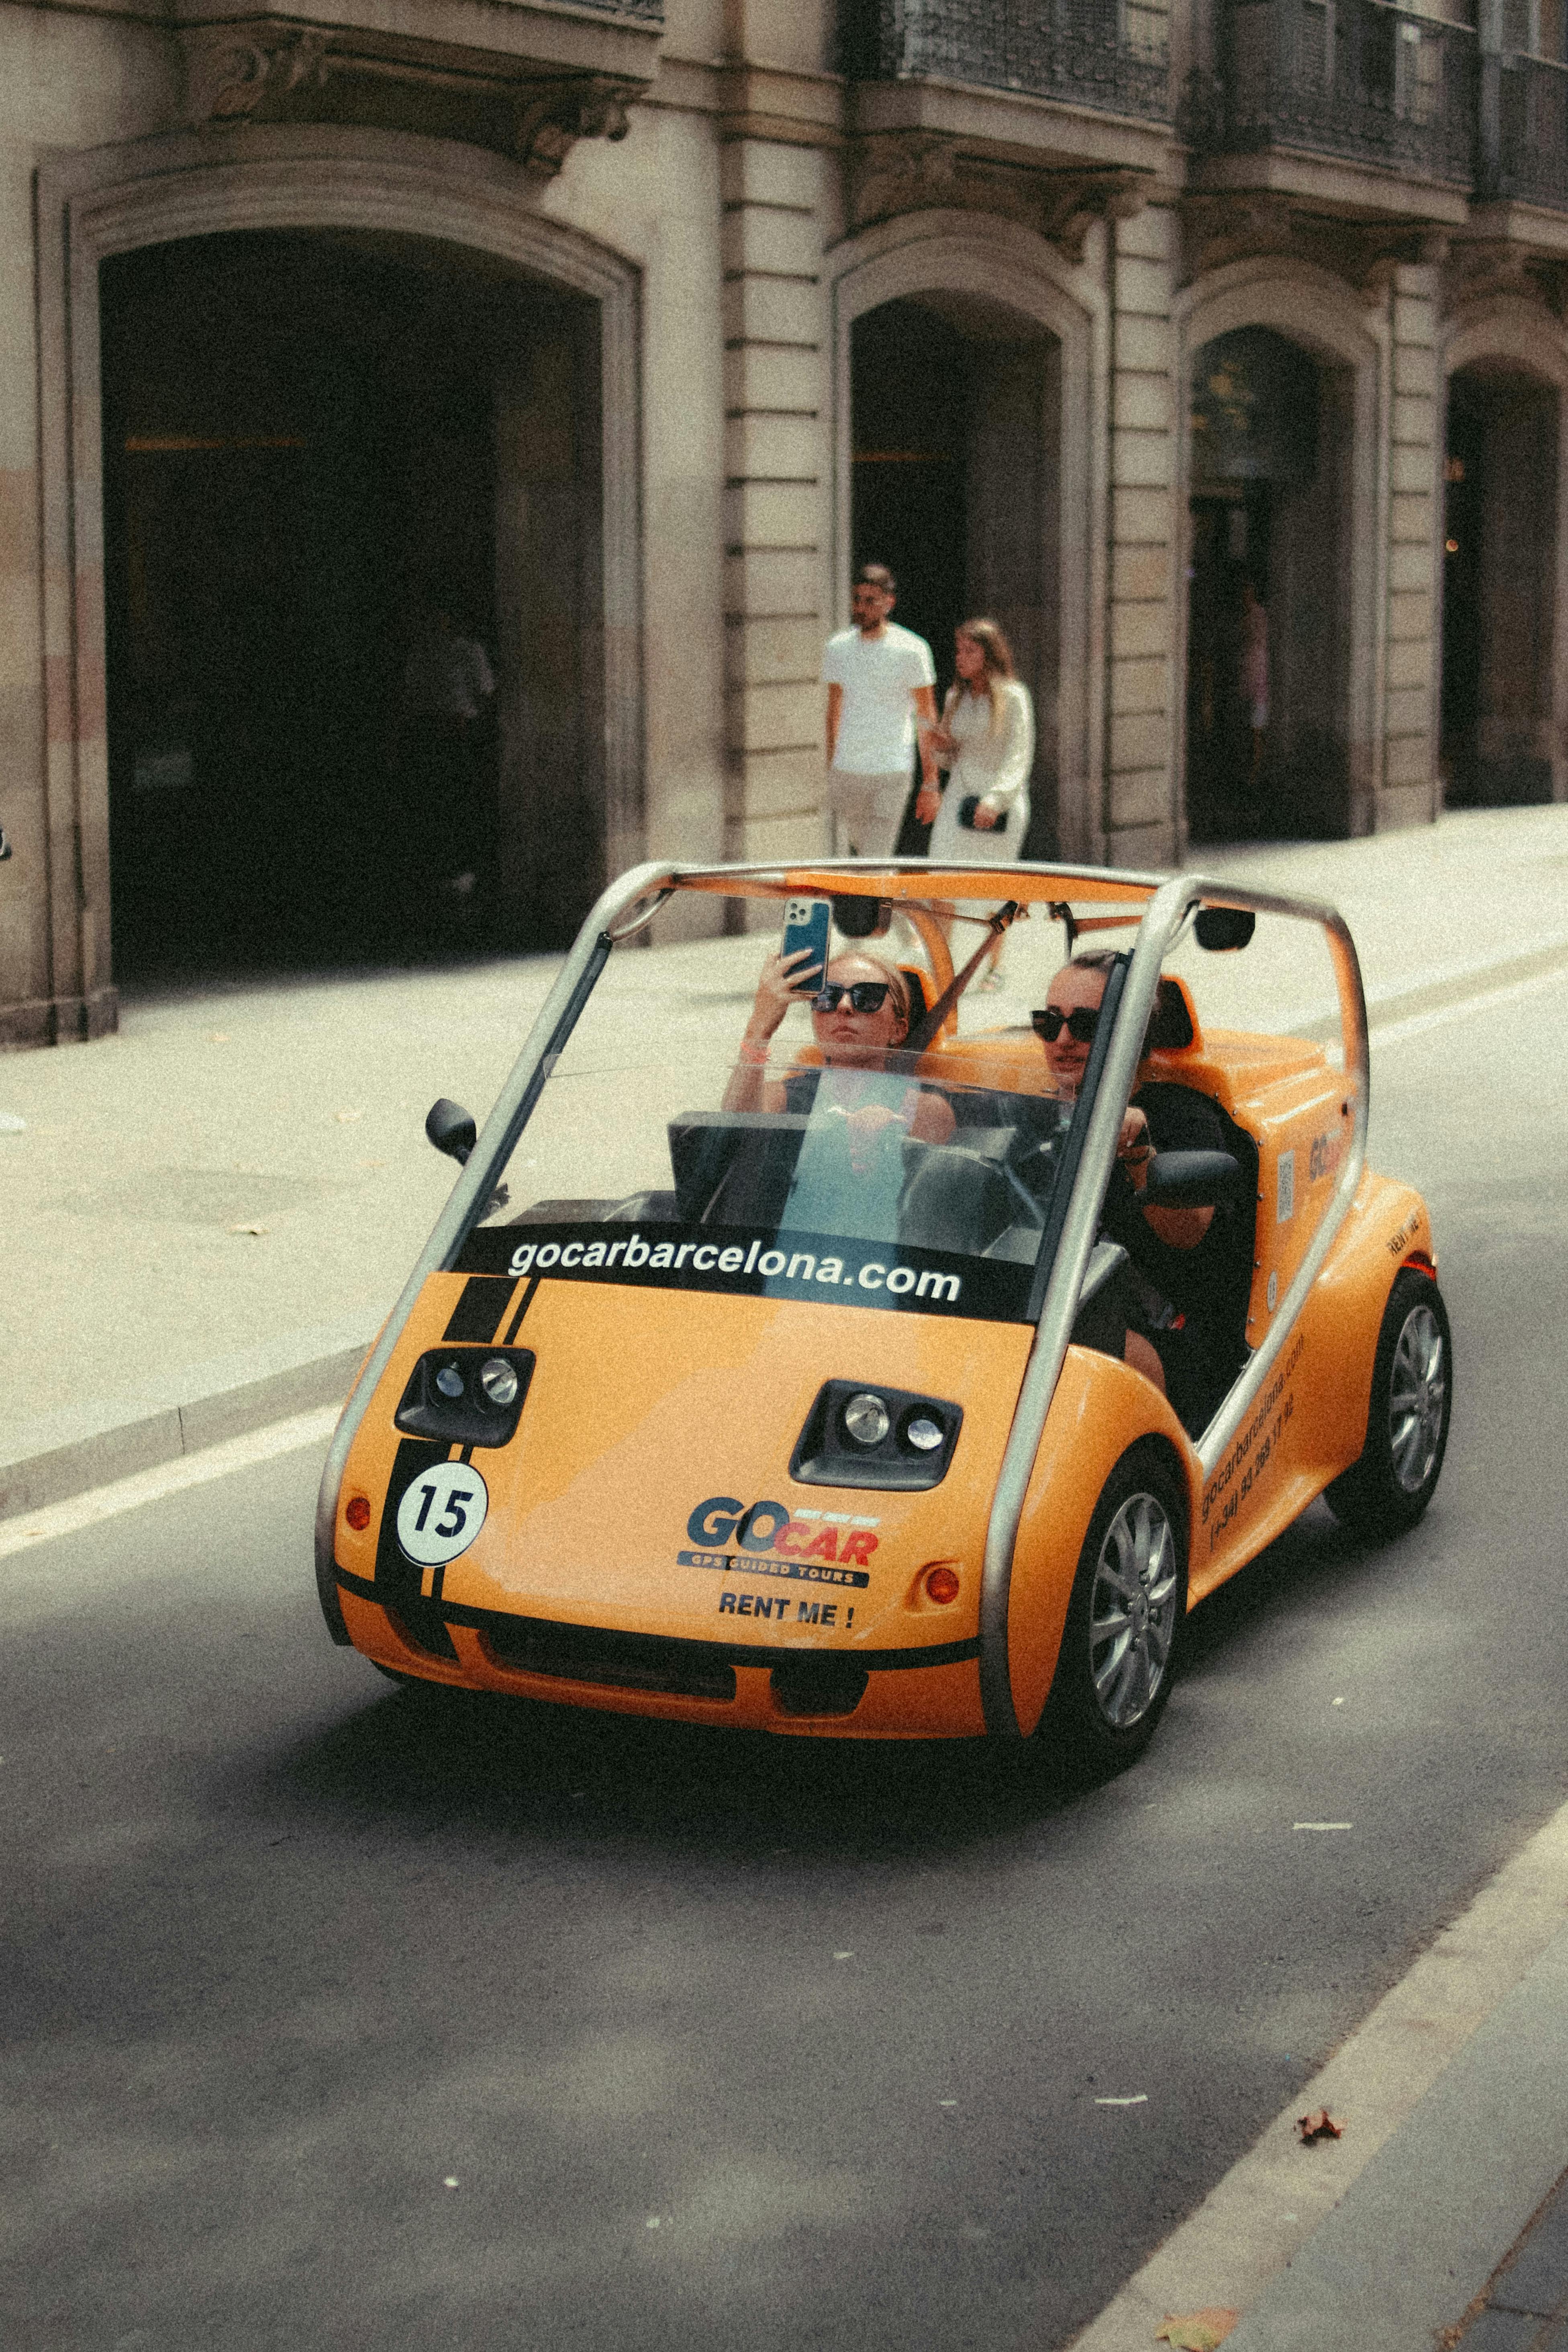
[331,1566,978,1675]
[442,1276,515,1344]
[502,1276,541,1343]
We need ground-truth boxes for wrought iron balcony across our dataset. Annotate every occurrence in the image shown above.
[1192,0,1478,185]
[840,0,1174,127]
[1488,52,1568,205]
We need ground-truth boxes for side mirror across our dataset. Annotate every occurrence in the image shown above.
[1141,1148,1242,1208]
[1195,906,1256,952]
[426,1098,476,1166]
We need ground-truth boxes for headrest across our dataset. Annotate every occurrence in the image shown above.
[1146,976,1198,1053]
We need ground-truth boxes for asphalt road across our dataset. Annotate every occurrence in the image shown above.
[4,970,1566,2352]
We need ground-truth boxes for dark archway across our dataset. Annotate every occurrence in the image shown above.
[849,293,1062,856]
[1186,325,1354,843]
[100,228,602,981]
[1442,366,1559,808]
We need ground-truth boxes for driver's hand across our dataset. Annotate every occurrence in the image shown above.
[915,784,940,825]
[1117,1107,1153,1184]
[972,799,1000,831]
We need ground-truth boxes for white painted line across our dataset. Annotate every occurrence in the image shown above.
[1095,2095,1149,2107]
[1065,1791,1568,2350]
[1372,961,1568,1050]
[1292,1823,1354,1832]
[0,1402,341,1562]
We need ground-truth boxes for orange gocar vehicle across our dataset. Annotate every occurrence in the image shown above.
[314,861,1451,1767]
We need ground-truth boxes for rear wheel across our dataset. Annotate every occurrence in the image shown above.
[1326,1269,1452,1537]
[1039,1446,1188,1770]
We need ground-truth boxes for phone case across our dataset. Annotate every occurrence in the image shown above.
[780,897,832,992]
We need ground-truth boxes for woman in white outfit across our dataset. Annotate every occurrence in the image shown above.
[920,618,1035,867]
[919,618,1035,986]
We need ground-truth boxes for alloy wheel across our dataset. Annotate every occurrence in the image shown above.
[1088,1492,1180,1730]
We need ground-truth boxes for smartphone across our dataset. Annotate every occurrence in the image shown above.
[780,896,832,994]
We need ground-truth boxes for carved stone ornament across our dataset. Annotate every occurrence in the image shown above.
[512,76,639,181]
[183,26,331,127]
[1182,194,1451,302]
[1446,237,1568,316]
[847,132,1148,261]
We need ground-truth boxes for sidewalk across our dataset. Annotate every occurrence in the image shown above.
[4,799,1568,2341]
[6,800,1568,1519]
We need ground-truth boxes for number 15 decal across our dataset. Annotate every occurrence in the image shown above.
[396,1462,489,1567]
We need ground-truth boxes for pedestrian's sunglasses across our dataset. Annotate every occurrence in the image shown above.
[1031,1004,1100,1044]
[812,981,892,1015]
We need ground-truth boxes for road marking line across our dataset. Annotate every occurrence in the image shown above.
[1372,961,1568,1049]
[1292,1822,1354,1831]
[1065,1795,1568,2349]
[0,1402,341,1562]
[1095,2095,1149,2107]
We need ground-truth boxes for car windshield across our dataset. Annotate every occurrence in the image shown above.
[450,885,1114,1324]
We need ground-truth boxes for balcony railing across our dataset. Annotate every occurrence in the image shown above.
[1488,51,1568,203]
[1194,0,1478,184]
[841,0,1174,126]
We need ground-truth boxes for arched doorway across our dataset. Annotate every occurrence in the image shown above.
[1442,366,1560,807]
[100,228,602,978]
[33,128,641,1031]
[849,292,1063,855]
[1185,325,1356,842]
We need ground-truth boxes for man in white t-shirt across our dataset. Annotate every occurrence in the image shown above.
[821,563,938,857]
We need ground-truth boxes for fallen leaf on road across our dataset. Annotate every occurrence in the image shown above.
[1156,2313,1238,2350]
[228,1222,270,1237]
[1296,2108,1343,2143]
[335,1108,364,1123]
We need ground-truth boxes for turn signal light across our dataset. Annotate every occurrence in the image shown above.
[923,1564,961,1606]
[344,1494,372,1532]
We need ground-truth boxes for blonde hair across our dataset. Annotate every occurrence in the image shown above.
[953,616,1017,735]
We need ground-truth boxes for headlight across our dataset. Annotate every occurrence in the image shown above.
[394,1348,536,1448]
[843,1391,891,1446]
[791,1381,963,1490]
[478,1357,519,1408]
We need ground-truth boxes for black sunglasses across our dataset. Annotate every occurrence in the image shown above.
[813,981,892,1015]
[1032,1005,1100,1044]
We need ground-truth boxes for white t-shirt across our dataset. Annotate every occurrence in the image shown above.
[821,622,936,773]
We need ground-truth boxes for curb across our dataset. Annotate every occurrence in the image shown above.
[0,1325,372,1523]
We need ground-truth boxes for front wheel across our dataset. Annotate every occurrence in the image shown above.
[1325,1269,1452,1538]
[1038,1445,1188,1771]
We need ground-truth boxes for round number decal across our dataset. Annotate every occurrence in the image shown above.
[395,1463,489,1567]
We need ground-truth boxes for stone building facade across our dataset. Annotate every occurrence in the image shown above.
[5,0,1568,1042]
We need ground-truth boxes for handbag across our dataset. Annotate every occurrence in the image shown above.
[957,795,1006,834]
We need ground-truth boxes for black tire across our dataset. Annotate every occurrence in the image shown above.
[1325,1269,1452,1538]
[1038,1443,1188,1771]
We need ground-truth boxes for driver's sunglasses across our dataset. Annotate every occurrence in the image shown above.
[1032,1004,1100,1044]
[812,981,891,1015]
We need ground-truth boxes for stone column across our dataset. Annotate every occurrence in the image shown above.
[719,137,831,868]
[1104,202,1179,867]
[1381,261,1442,830]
